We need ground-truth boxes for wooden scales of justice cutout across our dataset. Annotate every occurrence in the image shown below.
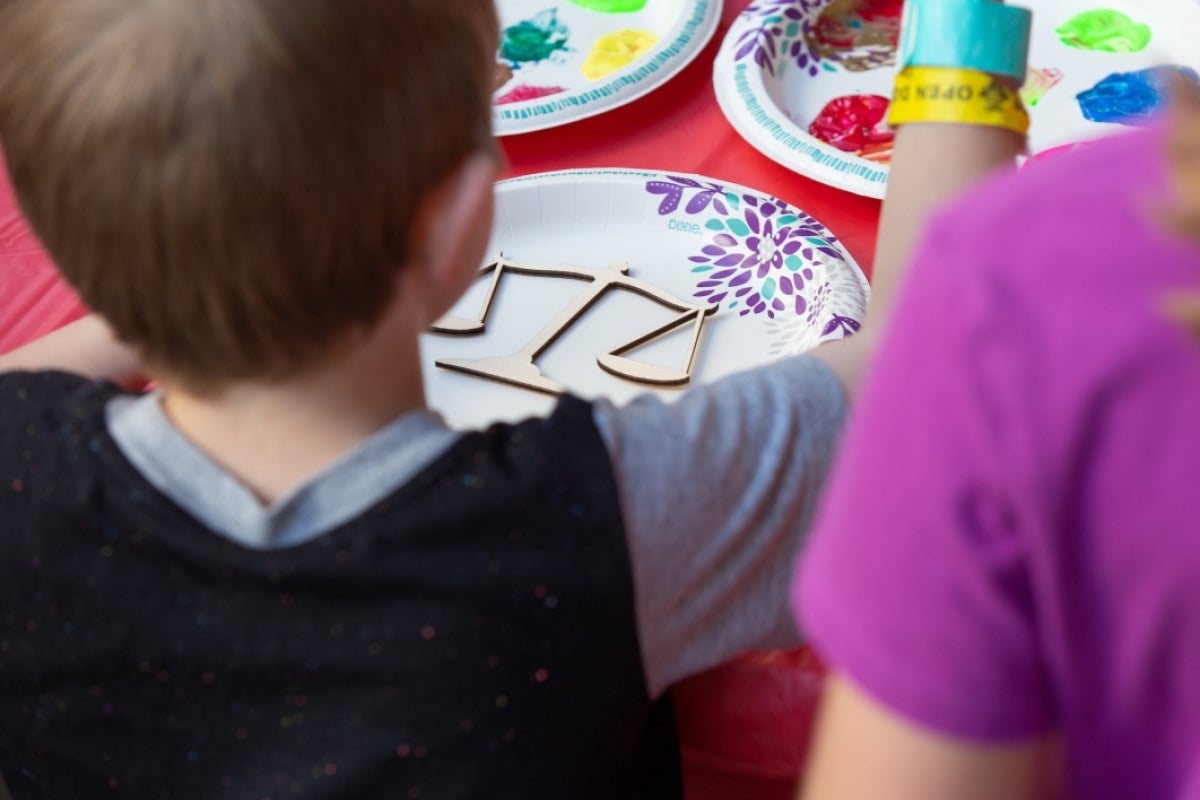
[431,254,719,396]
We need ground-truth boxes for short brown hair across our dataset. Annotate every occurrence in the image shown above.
[0,0,498,388]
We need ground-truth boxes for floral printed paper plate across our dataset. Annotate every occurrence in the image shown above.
[493,0,722,135]
[420,169,868,430]
[713,0,1200,198]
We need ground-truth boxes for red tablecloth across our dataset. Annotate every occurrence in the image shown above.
[500,5,880,274]
[0,2,881,796]
[0,163,88,354]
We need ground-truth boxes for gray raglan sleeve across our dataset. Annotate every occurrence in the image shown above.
[591,354,848,698]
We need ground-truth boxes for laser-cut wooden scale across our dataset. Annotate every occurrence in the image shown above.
[431,254,718,396]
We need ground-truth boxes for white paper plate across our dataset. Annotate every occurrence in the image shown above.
[714,0,1200,198]
[420,169,869,430]
[493,0,723,135]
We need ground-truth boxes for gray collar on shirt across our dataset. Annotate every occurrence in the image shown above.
[105,393,460,550]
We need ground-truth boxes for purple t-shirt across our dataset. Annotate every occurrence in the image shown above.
[796,128,1200,799]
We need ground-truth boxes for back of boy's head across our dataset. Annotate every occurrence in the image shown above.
[0,0,498,388]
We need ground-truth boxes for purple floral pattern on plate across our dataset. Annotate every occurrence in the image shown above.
[645,174,866,351]
[732,0,828,77]
[763,278,866,356]
[732,0,898,78]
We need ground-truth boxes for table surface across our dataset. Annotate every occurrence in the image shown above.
[498,2,882,268]
[0,1,882,796]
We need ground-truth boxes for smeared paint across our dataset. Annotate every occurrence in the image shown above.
[494,62,515,91]
[581,29,658,81]
[1077,65,1199,126]
[495,84,568,105]
[568,0,647,12]
[808,94,894,163]
[1056,9,1151,53]
[807,0,903,72]
[1021,67,1064,107]
[500,8,570,66]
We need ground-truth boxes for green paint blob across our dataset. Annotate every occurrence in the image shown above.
[568,0,647,11]
[500,9,570,65]
[1056,9,1151,53]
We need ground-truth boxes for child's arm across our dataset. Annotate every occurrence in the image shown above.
[0,315,145,388]
[801,676,1056,800]
[798,3,1043,797]
[799,126,1035,794]
[808,115,1024,398]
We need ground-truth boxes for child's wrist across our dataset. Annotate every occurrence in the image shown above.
[898,0,1032,86]
[889,0,1032,135]
[887,66,1029,135]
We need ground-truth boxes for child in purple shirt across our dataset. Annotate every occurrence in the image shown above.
[795,79,1200,800]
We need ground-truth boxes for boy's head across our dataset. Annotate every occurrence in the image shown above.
[0,0,499,389]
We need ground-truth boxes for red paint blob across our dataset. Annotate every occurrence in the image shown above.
[495,84,566,105]
[856,0,904,24]
[807,94,893,158]
[814,0,903,49]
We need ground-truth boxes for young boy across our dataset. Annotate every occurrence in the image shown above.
[0,0,1020,797]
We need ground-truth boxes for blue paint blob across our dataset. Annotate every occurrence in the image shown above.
[1077,65,1200,126]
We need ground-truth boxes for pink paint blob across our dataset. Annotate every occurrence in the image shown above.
[1022,139,1101,169]
[495,84,567,105]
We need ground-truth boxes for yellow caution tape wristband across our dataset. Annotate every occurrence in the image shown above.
[887,66,1030,135]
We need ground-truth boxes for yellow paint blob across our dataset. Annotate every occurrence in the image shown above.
[581,29,659,81]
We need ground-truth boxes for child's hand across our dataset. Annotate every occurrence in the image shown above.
[0,315,147,389]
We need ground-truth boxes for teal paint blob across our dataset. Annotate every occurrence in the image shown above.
[500,8,571,65]
[567,0,648,12]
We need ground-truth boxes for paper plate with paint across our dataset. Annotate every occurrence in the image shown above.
[713,0,1200,198]
[419,169,868,430]
[493,0,723,135]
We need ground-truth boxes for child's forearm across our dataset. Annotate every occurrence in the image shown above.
[868,119,1024,324]
[811,0,1031,397]
[0,315,145,388]
[813,121,1023,396]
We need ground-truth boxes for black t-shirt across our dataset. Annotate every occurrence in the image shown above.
[0,372,680,799]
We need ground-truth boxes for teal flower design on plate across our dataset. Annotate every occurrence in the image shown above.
[645,175,848,321]
[687,195,842,319]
